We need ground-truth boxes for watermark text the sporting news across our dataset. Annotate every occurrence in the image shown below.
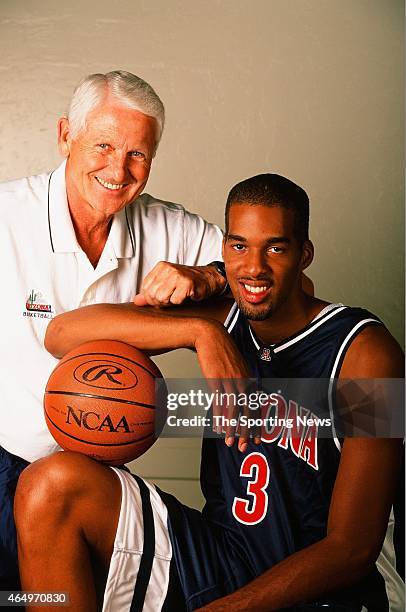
[155,378,405,439]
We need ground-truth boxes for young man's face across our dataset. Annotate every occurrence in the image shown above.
[223,203,312,320]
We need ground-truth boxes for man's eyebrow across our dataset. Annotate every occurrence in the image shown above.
[266,236,291,245]
[226,234,291,244]
[226,234,247,242]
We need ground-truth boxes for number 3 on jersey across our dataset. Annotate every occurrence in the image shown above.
[232,452,270,525]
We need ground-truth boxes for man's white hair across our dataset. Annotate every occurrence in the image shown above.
[67,70,165,147]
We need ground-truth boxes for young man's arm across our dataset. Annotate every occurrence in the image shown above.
[133,262,228,306]
[45,298,250,391]
[45,299,254,450]
[196,326,404,611]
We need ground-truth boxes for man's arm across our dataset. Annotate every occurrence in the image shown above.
[196,326,404,611]
[45,299,247,380]
[133,261,227,306]
[45,298,256,451]
[134,212,227,306]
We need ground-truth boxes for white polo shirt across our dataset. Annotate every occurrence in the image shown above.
[0,161,222,462]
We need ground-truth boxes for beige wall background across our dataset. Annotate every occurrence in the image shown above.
[1,0,403,507]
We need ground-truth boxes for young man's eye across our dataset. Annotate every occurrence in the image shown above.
[269,246,284,254]
[231,243,246,251]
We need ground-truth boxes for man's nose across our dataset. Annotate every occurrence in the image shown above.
[245,249,269,276]
[109,152,129,182]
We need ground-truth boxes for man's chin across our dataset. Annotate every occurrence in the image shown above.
[236,298,273,321]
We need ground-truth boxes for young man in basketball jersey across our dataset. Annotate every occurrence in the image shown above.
[15,174,404,611]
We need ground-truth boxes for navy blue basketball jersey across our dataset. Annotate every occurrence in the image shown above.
[200,303,403,610]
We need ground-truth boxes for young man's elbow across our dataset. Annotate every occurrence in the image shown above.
[330,533,383,578]
[352,543,383,576]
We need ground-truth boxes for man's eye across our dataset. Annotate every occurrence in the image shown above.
[231,243,246,251]
[269,246,284,253]
[98,144,109,150]
[129,151,145,159]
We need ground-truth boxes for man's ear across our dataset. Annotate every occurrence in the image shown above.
[57,117,72,158]
[301,240,314,271]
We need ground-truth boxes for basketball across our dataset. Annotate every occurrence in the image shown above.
[44,340,167,465]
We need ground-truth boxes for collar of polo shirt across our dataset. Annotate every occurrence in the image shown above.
[47,161,135,259]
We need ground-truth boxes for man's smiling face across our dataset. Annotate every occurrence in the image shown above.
[223,203,308,321]
[59,98,157,219]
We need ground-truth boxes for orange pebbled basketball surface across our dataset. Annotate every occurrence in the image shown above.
[44,340,167,465]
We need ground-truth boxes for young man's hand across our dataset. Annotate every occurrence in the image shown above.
[133,262,227,306]
[194,320,255,452]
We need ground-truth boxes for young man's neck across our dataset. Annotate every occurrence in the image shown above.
[250,293,329,346]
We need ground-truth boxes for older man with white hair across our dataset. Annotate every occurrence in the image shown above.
[0,70,226,591]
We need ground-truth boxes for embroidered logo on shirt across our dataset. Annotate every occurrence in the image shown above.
[260,347,272,361]
[23,289,54,319]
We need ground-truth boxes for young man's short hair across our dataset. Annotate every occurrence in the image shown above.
[225,173,310,244]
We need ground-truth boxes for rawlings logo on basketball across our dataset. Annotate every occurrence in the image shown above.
[74,360,138,390]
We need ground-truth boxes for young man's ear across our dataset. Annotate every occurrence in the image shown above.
[301,240,314,271]
[300,242,314,296]
[57,117,72,158]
